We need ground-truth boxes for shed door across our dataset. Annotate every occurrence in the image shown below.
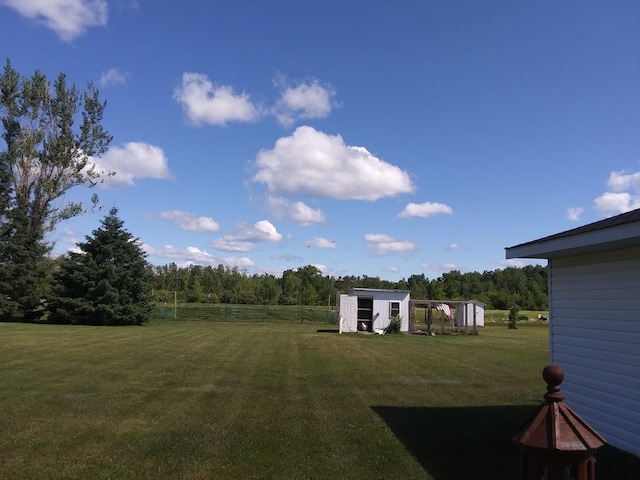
[340,295,357,333]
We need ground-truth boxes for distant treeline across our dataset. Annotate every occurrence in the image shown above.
[151,263,548,311]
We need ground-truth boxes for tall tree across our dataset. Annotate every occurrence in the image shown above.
[0,60,112,320]
[48,208,153,326]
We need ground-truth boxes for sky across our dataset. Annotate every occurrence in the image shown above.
[1,0,639,281]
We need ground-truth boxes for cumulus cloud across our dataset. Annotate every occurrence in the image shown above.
[594,192,640,215]
[383,265,400,273]
[567,207,584,222]
[305,237,337,249]
[593,170,640,215]
[273,78,336,127]
[173,72,261,126]
[99,68,128,87]
[313,264,340,278]
[398,202,453,218]
[1,0,108,41]
[253,126,414,200]
[421,263,459,274]
[209,220,283,252]
[607,170,640,192]
[268,196,326,225]
[90,142,173,188]
[150,210,220,233]
[143,244,254,268]
[49,228,82,255]
[365,233,417,256]
[494,259,533,269]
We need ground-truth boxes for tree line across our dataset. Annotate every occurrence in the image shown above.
[150,263,548,311]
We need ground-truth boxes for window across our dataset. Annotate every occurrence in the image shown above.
[389,301,400,318]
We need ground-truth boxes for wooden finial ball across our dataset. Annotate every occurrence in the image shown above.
[543,364,564,388]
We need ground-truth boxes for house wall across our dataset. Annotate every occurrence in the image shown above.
[339,290,410,332]
[549,245,640,457]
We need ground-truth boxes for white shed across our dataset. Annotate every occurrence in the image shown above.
[454,300,485,328]
[506,208,640,457]
[339,288,411,333]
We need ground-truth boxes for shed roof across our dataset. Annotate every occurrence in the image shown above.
[505,208,640,259]
[348,288,411,294]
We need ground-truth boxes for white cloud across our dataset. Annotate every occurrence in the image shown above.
[398,202,453,218]
[209,220,283,252]
[1,0,108,41]
[268,196,326,225]
[305,237,337,249]
[208,239,254,253]
[90,142,173,188]
[421,262,459,274]
[233,220,282,242]
[592,169,640,216]
[143,244,254,268]
[365,233,417,256]
[593,192,640,215]
[99,68,128,87]
[253,126,414,201]
[567,207,584,222]
[494,259,535,269]
[312,264,341,278]
[383,265,400,273]
[49,228,82,254]
[607,170,640,192]
[173,72,261,126]
[273,78,336,127]
[151,211,220,233]
[447,243,460,251]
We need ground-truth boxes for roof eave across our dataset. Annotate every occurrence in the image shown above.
[506,222,640,259]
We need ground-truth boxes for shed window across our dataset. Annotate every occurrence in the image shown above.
[389,301,400,318]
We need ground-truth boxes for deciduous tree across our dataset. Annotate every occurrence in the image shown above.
[0,60,112,320]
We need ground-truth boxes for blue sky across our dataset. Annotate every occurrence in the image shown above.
[1,0,639,280]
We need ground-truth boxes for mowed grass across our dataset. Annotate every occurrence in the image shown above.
[0,322,636,479]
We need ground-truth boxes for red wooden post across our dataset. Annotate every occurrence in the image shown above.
[512,365,606,480]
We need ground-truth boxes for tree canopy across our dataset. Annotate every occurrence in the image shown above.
[150,263,548,311]
[48,208,153,326]
[0,60,112,320]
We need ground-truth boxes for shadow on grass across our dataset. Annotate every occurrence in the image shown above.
[372,405,640,480]
[316,328,339,333]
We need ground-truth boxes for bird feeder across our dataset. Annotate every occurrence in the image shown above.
[512,365,606,480]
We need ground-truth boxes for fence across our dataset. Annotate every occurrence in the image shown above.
[153,303,338,324]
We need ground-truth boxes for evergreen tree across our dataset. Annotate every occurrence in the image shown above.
[48,208,152,326]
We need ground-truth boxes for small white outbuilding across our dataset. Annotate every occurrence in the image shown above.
[454,300,485,328]
[339,288,411,333]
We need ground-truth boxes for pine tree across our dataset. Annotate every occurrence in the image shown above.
[48,208,153,326]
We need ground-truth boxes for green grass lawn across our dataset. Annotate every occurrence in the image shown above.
[0,321,636,479]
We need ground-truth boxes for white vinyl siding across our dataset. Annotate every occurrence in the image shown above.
[339,290,410,332]
[549,246,640,457]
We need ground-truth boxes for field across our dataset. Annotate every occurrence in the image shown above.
[1,321,637,479]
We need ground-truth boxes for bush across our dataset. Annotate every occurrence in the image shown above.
[386,316,402,334]
[508,306,519,329]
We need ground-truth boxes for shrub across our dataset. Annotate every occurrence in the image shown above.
[386,316,402,334]
[508,306,519,329]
